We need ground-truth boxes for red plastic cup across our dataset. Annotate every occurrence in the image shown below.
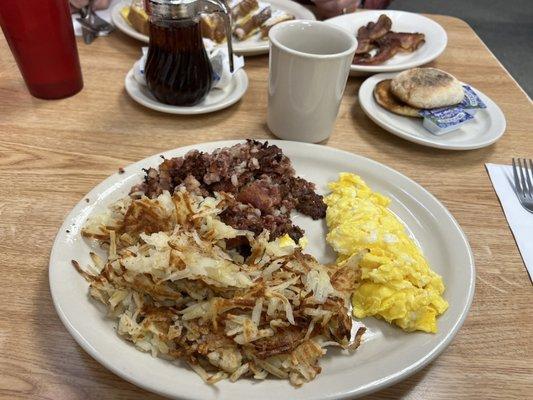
[0,0,83,99]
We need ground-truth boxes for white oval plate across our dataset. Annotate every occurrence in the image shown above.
[111,0,316,56]
[124,68,248,114]
[326,10,447,74]
[49,140,475,400]
[359,72,507,150]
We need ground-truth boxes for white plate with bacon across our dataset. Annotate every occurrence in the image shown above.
[326,10,447,74]
[112,0,316,56]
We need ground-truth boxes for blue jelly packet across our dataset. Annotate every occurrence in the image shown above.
[459,85,487,115]
[420,107,474,135]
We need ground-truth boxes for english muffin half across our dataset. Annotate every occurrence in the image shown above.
[374,79,421,118]
[390,68,464,109]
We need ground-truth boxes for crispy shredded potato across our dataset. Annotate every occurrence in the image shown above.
[75,188,365,386]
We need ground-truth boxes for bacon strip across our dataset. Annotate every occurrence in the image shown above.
[353,14,425,65]
[355,14,392,54]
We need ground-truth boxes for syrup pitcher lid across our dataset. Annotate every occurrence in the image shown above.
[149,0,228,19]
[149,0,197,19]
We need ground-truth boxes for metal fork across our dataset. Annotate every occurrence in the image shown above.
[512,158,533,213]
[78,5,97,44]
[76,0,114,44]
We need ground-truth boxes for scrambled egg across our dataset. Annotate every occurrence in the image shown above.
[325,173,448,333]
[278,234,308,250]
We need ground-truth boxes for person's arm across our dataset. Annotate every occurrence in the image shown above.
[70,0,112,12]
[361,0,393,9]
[313,0,360,19]
[314,0,392,20]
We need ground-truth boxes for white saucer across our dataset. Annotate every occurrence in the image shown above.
[359,72,506,150]
[124,68,248,115]
[326,10,447,75]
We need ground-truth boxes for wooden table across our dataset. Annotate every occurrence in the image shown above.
[0,13,532,400]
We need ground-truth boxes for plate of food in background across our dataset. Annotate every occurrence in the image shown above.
[326,10,447,75]
[112,0,316,55]
[50,140,474,399]
[359,67,506,150]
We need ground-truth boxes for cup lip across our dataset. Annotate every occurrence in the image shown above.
[268,20,357,60]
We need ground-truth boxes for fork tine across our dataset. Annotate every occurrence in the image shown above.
[525,158,533,197]
[512,158,522,196]
[519,159,531,198]
[517,158,529,197]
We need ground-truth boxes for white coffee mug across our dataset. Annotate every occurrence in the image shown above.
[267,20,357,143]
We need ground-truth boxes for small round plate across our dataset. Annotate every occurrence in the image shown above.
[111,0,316,56]
[124,68,248,115]
[50,140,475,400]
[326,10,447,75]
[359,72,506,150]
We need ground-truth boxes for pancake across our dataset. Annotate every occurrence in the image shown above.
[373,79,422,118]
[390,68,464,109]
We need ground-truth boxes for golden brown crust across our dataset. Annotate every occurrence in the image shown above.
[127,6,149,36]
[373,79,422,118]
[200,14,227,43]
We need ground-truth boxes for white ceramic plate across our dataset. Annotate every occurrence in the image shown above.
[326,10,447,75]
[124,68,248,114]
[359,72,507,150]
[49,140,475,400]
[111,0,150,43]
[111,0,316,56]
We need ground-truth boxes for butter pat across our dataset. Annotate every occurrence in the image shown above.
[420,107,473,135]
[459,85,487,115]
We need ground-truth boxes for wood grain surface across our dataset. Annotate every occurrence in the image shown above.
[0,13,532,400]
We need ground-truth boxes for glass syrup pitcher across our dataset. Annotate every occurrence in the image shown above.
[145,0,234,106]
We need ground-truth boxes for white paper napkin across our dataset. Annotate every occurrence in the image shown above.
[71,0,122,37]
[486,163,533,280]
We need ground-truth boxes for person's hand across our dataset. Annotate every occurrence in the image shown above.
[314,0,360,19]
[70,0,112,11]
